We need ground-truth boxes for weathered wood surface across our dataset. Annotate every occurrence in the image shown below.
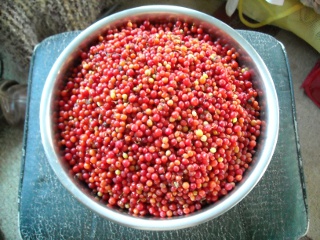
[19,31,308,240]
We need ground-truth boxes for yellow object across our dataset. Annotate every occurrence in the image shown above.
[238,0,320,52]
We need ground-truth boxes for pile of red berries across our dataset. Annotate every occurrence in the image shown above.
[56,20,261,218]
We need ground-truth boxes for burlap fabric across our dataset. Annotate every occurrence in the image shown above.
[0,0,121,83]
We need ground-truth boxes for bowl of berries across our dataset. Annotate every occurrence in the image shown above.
[40,5,279,231]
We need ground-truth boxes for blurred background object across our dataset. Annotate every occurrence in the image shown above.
[301,0,320,13]
[301,60,320,108]
[0,79,27,125]
[0,59,27,125]
[236,0,320,52]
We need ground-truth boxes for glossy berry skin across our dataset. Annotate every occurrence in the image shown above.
[56,20,261,218]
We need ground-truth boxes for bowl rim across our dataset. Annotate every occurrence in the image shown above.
[40,5,279,231]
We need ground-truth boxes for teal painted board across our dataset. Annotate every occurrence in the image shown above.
[18,31,308,240]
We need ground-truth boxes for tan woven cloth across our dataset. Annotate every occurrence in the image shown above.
[0,0,120,83]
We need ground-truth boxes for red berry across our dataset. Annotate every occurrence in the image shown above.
[57,19,261,218]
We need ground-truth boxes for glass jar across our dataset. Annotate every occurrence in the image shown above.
[0,80,27,125]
